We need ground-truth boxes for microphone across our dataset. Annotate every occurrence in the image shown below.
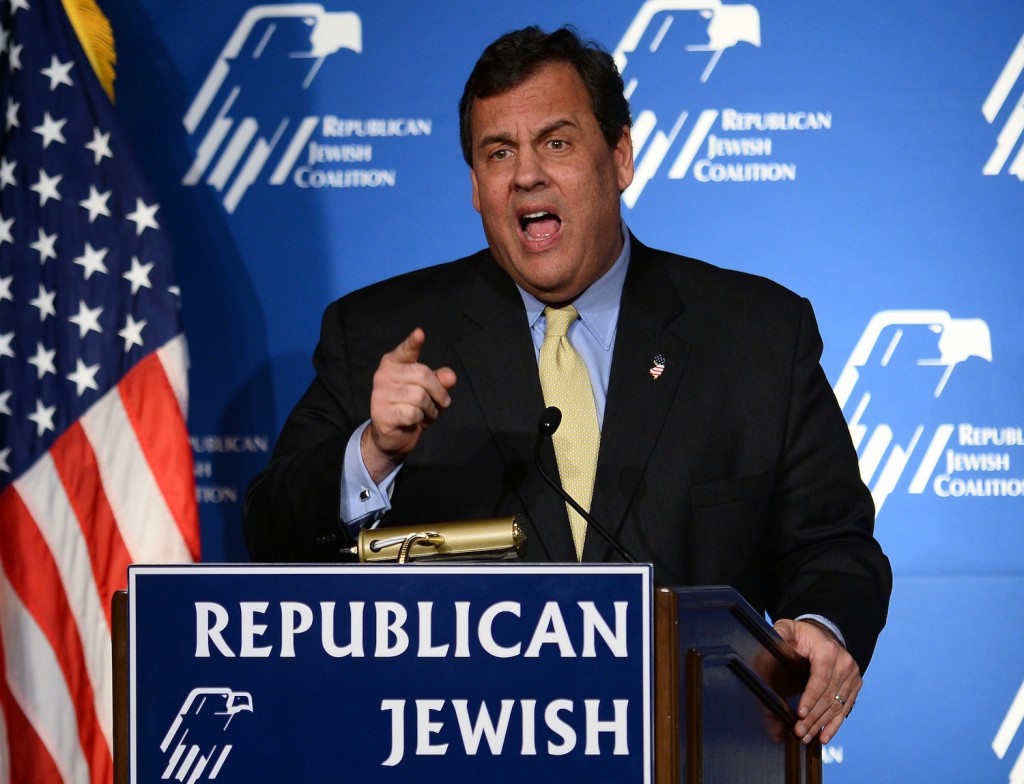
[534,406,637,563]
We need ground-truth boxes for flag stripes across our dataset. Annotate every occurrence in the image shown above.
[0,1,200,780]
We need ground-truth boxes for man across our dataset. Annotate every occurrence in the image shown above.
[244,26,891,746]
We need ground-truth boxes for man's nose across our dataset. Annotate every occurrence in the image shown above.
[512,147,547,190]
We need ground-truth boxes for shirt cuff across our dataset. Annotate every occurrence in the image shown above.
[795,614,847,648]
[339,421,401,533]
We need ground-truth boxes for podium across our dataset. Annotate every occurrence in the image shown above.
[653,586,820,784]
[113,566,820,783]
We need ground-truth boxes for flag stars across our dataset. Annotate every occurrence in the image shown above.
[5,97,18,131]
[85,127,112,165]
[119,313,146,351]
[0,390,11,416]
[123,256,154,294]
[0,448,9,473]
[27,341,57,379]
[73,242,108,279]
[33,111,67,148]
[126,197,159,235]
[7,42,22,72]
[31,227,58,263]
[69,299,103,338]
[30,168,62,206]
[29,284,56,321]
[67,359,100,396]
[0,156,16,190]
[9,0,30,14]
[0,274,12,302]
[0,331,13,358]
[41,54,74,91]
[0,212,12,249]
[79,185,111,222]
[28,399,56,437]
[0,212,13,246]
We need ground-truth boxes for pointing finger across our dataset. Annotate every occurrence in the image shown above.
[389,328,426,365]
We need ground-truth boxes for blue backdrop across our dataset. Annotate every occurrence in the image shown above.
[103,1,1024,780]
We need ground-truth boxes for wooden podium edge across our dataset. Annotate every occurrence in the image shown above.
[112,589,128,784]
[654,588,679,784]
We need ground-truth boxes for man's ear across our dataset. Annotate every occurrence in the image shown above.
[615,125,635,192]
[470,166,481,214]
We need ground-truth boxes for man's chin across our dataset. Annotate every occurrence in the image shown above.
[518,275,586,306]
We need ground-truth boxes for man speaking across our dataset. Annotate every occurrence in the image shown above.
[244,25,891,746]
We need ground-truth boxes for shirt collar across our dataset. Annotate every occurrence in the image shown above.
[518,224,631,351]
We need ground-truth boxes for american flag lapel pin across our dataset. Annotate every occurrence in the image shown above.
[649,354,666,379]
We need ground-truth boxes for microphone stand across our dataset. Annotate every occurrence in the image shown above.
[534,406,637,564]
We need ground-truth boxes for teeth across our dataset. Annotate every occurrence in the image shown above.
[523,211,549,220]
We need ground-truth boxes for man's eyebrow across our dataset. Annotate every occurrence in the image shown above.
[538,119,578,136]
[477,130,515,150]
[476,118,580,150]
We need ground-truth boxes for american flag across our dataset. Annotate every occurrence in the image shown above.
[0,1,200,782]
[649,353,666,379]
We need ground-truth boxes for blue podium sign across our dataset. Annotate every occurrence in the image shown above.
[128,564,653,783]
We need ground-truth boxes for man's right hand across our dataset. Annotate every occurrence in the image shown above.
[361,328,457,484]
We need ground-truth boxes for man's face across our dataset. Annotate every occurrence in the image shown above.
[469,62,634,304]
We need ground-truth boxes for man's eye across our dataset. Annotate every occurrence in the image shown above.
[491,149,511,161]
[549,139,567,151]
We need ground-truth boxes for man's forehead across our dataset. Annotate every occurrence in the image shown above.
[470,63,593,140]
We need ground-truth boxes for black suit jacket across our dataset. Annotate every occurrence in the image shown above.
[245,237,891,670]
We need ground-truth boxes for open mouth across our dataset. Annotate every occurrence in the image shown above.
[519,210,561,242]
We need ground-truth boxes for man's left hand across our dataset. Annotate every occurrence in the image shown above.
[773,618,861,745]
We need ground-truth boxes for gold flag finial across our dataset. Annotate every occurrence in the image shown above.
[61,0,117,102]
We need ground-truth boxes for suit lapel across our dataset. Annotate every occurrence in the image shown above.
[585,239,691,561]
[453,256,577,562]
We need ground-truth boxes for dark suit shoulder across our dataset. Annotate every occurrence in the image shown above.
[329,249,492,316]
[637,240,802,303]
[630,238,809,340]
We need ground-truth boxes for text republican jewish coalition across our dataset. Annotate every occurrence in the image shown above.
[193,598,636,766]
[193,598,630,659]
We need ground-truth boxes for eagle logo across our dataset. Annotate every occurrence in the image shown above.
[612,1,762,207]
[833,310,992,513]
[159,687,255,781]
[182,5,363,212]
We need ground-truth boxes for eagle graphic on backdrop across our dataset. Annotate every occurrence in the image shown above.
[160,687,254,781]
[182,4,362,213]
[833,310,992,514]
[614,0,761,90]
[612,1,762,207]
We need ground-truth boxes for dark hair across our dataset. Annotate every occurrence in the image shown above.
[458,26,632,166]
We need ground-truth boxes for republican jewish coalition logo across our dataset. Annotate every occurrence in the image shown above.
[982,33,1024,181]
[159,687,254,780]
[613,1,830,206]
[182,5,362,213]
[993,679,1024,783]
[182,5,432,213]
[832,310,1024,515]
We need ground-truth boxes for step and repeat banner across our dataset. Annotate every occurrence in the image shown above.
[104,1,1023,780]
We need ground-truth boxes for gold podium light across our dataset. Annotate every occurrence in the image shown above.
[351,516,526,563]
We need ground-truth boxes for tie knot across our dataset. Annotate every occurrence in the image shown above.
[544,305,579,339]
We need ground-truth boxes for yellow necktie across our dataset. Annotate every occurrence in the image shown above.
[538,305,600,561]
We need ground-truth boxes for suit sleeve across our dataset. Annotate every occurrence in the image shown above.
[765,298,892,672]
[243,300,364,562]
